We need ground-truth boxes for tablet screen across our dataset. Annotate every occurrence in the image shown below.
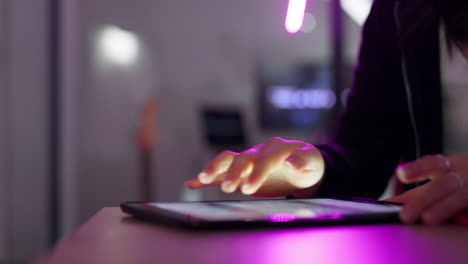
[149,198,401,222]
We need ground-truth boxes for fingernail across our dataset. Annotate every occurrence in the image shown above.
[185,181,196,189]
[198,172,211,184]
[241,184,255,195]
[396,166,409,183]
[221,180,234,193]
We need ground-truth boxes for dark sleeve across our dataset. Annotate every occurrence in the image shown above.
[315,0,412,198]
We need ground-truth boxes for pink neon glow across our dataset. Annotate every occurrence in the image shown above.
[268,213,297,222]
[285,0,307,33]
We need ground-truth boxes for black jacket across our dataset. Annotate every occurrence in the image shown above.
[317,0,444,198]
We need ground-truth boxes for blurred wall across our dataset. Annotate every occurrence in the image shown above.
[65,0,159,230]
[0,0,10,261]
[1,0,51,263]
[62,0,363,234]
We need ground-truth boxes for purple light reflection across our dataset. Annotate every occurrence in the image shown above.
[315,213,343,220]
[190,223,463,264]
[258,226,403,264]
[268,213,297,222]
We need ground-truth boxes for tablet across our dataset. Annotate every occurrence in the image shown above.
[121,197,402,229]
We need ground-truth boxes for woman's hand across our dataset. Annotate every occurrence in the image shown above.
[387,154,468,225]
[185,137,325,197]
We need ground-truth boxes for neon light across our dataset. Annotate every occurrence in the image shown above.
[285,0,308,33]
[340,0,373,26]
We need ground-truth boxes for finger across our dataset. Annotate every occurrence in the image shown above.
[262,137,304,149]
[399,172,463,224]
[385,181,432,204]
[396,154,451,184]
[241,138,300,195]
[420,174,466,225]
[185,178,205,189]
[385,187,421,204]
[262,137,285,147]
[185,173,226,189]
[284,145,325,188]
[198,150,237,184]
[251,144,264,150]
[221,150,256,193]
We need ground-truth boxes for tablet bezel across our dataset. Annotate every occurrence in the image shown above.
[120,197,402,230]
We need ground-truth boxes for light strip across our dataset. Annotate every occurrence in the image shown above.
[285,0,308,33]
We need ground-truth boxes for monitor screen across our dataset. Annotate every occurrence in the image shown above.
[258,63,340,130]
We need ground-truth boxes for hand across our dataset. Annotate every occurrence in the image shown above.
[185,137,325,197]
[387,154,468,225]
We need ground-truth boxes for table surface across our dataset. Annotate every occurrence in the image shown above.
[37,207,468,264]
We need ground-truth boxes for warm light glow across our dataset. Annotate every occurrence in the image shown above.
[285,0,308,33]
[97,25,140,66]
[340,0,373,26]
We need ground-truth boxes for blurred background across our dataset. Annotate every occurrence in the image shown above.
[0,0,371,262]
